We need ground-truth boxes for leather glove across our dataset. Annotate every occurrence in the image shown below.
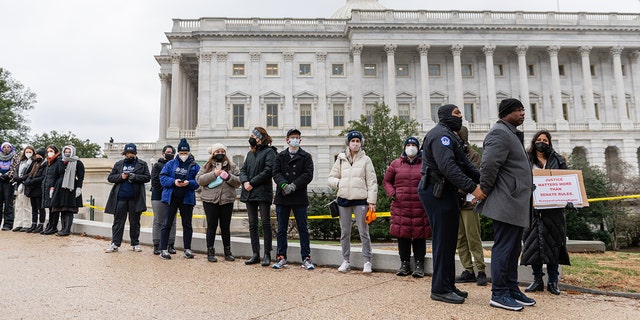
[75,187,82,198]
[0,174,8,181]
[127,173,136,182]
[283,183,296,195]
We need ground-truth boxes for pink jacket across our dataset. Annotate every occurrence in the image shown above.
[383,155,431,239]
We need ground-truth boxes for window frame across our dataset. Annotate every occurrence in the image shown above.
[266,63,279,77]
[299,104,312,128]
[331,63,345,77]
[232,63,246,76]
[428,64,441,77]
[266,103,279,128]
[232,103,245,128]
[396,64,409,77]
[298,63,312,77]
[363,63,378,77]
[461,64,473,77]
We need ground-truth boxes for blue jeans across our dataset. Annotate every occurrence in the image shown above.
[275,205,311,260]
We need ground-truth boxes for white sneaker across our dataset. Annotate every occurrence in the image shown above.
[105,243,119,253]
[132,245,142,252]
[338,260,350,272]
[363,261,372,273]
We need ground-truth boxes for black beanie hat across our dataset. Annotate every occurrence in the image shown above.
[36,148,46,158]
[122,143,137,155]
[403,136,420,149]
[177,138,190,152]
[437,104,458,121]
[346,130,364,144]
[498,98,524,118]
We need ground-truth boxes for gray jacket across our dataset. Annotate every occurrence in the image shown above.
[196,161,241,205]
[474,120,532,228]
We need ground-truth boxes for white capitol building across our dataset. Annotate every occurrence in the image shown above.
[106,0,640,189]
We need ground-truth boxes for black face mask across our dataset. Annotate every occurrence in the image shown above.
[124,157,135,163]
[164,153,174,161]
[248,137,258,147]
[214,154,225,162]
[535,142,550,153]
[441,116,463,132]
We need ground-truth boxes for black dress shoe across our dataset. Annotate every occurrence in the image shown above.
[1,227,10,231]
[11,227,22,232]
[430,292,465,304]
[453,287,468,298]
[245,253,260,265]
[547,282,561,295]
[261,253,271,266]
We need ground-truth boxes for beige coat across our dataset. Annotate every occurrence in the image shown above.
[196,162,241,205]
[328,149,377,205]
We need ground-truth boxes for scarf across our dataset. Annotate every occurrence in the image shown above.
[61,146,79,191]
[0,150,15,162]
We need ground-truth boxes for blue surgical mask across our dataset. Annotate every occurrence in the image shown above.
[288,138,300,147]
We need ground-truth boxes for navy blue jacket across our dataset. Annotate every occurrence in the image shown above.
[160,155,200,205]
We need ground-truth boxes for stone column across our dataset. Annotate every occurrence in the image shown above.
[417,44,434,129]
[316,51,329,132]
[384,44,397,115]
[547,46,567,129]
[351,44,363,123]
[167,53,182,138]
[158,73,171,140]
[610,45,633,129]
[283,51,295,128]
[514,45,535,130]
[249,51,261,129]
[483,45,498,124]
[451,44,464,118]
[631,50,640,123]
[215,52,228,132]
[577,46,600,130]
[197,52,212,132]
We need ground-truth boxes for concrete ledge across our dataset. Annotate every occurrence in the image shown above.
[70,218,550,283]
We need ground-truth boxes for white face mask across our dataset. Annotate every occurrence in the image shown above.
[179,155,189,162]
[47,152,55,158]
[288,138,300,147]
[64,153,72,158]
[405,146,418,157]
[349,141,361,152]
[24,152,33,158]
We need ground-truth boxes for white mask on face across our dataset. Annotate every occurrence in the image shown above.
[64,153,71,158]
[47,152,55,158]
[405,146,418,157]
[24,152,33,158]
[288,138,300,147]
[179,155,189,162]
[349,141,361,152]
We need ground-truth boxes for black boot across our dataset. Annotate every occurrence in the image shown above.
[396,256,411,276]
[24,223,36,233]
[153,244,161,255]
[525,276,545,292]
[224,247,235,261]
[57,213,72,236]
[12,227,22,232]
[245,252,260,265]
[547,281,561,295]
[261,252,271,266]
[43,213,59,235]
[207,247,218,262]
[412,258,425,278]
[34,223,44,234]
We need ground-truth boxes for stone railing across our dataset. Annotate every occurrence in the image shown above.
[350,10,640,27]
[172,18,347,33]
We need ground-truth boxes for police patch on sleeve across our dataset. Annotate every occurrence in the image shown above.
[440,136,451,146]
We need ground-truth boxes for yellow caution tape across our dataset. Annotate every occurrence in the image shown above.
[587,194,640,202]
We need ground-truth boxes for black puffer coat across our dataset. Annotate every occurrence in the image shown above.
[239,144,276,203]
[42,155,85,209]
[23,160,46,198]
[521,151,571,266]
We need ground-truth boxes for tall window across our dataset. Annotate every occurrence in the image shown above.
[527,64,535,77]
[428,64,441,76]
[333,104,345,127]
[558,64,566,76]
[364,64,377,76]
[590,65,596,77]
[562,103,569,120]
[398,104,410,121]
[431,103,440,122]
[464,103,475,123]
[530,103,538,122]
[494,64,504,76]
[232,64,245,76]
[594,103,600,120]
[300,104,312,127]
[332,64,345,76]
[396,64,409,77]
[622,65,627,77]
[461,64,473,77]
[365,103,375,124]
[267,104,278,127]
[299,63,312,76]
[266,63,279,76]
[233,104,244,127]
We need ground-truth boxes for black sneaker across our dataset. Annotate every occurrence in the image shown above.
[167,244,177,254]
[184,249,194,259]
[490,294,523,311]
[476,271,488,286]
[160,250,171,260]
[455,270,476,283]
[510,291,536,306]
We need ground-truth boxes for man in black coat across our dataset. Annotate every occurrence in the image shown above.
[104,143,151,253]
[272,129,315,270]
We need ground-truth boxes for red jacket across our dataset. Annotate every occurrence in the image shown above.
[383,154,431,239]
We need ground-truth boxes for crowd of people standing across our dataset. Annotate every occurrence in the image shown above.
[2,98,571,312]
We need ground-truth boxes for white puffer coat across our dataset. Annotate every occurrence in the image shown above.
[327,149,377,204]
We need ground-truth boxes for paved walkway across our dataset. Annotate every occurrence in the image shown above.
[0,232,638,319]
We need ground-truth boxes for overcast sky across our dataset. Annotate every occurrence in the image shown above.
[1,0,639,148]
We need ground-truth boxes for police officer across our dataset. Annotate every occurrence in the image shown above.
[419,104,485,304]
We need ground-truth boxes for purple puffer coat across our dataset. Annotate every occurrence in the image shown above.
[383,155,431,239]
